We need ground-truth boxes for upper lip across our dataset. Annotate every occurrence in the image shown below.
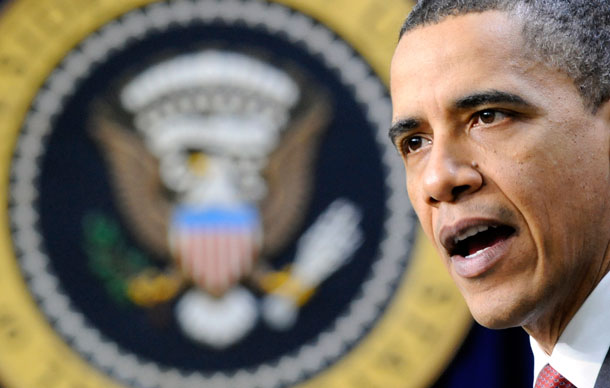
[439,218,513,256]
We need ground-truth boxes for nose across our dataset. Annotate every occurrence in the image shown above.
[422,140,483,205]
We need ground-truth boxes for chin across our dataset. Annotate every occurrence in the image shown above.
[471,312,520,330]
[464,293,536,330]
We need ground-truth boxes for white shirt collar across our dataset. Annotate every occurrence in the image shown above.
[530,272,610,388]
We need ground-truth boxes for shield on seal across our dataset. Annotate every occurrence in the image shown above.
[170,204,260,296]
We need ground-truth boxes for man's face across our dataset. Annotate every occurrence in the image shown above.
[390,11,610,329]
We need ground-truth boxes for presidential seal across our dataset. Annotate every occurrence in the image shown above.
[0,1,471,388]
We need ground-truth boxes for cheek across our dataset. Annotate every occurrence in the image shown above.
[406,172,435,240]
[405,172,417,205]
[496,127,610,258]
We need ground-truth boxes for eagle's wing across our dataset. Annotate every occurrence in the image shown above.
[260,93,332,258]
[90,113,172,259]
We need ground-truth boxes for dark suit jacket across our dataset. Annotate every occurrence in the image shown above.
[595,348,610,388]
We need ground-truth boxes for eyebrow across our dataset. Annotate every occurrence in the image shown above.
[388,117,420,145]
[454,89,532,110]
[388,90,535,145]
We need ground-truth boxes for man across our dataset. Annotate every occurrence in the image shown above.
[389,1,610,387]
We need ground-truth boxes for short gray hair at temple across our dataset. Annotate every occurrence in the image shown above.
[399,0,610,111]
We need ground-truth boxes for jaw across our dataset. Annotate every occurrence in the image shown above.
[455,248,596,339]
[458,277,543,329]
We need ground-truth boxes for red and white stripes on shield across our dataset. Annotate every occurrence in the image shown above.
[170,206,260,296]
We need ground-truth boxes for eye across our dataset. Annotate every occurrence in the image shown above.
[401,135,431,154]
[472,109,508,126]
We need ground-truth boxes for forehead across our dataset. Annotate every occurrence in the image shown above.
[390,11,536,117]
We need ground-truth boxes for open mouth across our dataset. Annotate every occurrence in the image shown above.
[448,224,515,258]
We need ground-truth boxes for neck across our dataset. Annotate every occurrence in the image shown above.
[524,246,610,355]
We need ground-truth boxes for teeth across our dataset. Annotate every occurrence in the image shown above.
[453,224,496,244]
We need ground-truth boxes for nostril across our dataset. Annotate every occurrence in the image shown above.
[427,196,440,205]
[451,185,471,199]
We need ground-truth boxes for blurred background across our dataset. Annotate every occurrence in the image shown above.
[0,0,532,387]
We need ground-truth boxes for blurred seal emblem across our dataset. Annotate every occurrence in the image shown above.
[0,0,471,388]
[91,48,360,347]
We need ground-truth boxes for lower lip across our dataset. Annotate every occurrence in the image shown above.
[450,235,514,278]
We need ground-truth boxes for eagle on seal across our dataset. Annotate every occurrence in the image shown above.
[90,50,331,300]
